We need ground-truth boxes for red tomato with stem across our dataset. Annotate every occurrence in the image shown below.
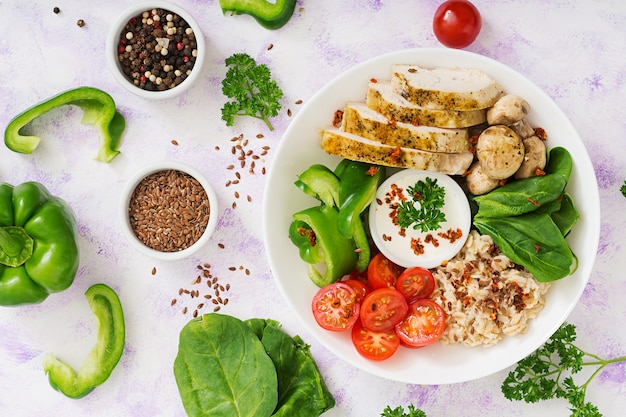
[311,282,360,331]
[367,253,404,289]
[351,319,400,361]
[395,298,446,348]
[433,0,482,49]
[359,288,409,332]
[395,266,436,303]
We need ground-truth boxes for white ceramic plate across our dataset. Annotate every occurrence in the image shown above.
[262,48,600,384]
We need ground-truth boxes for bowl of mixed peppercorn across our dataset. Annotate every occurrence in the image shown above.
[106,1,205,99]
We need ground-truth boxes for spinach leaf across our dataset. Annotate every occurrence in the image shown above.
[472,146,572,218]
[174,314,278,417]
[246,318,336,417]
[474,212,574,282]
[550,193,580,237]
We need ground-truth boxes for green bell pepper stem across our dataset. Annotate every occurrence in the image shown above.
[294,164,341,207]
[336,161,385,271]
[289,205,358,287]
[44,283,125,399]
[4,86,125,163]
[0,182,79,306]
[219,0,297,29]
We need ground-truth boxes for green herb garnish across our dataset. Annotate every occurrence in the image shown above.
[620,180,626,198]
[381,404,427,417]
[221,52,284,131]
[502,322,626,417]
[396,177,446,233]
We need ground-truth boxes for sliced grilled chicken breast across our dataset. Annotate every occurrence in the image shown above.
[391,65,503,111]
[320,128,473,175]
[366,80,487,128]
[341,102,470,153]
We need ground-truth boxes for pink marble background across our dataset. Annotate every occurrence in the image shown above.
[1,0,625,416]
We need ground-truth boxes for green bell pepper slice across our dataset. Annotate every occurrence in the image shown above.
[219,0,297,29]
[44,283,125,398]
[294,164,341,207]
[289,205,357,287]
[335,161,385,272]
[4,86,125,162]
[0,182,79,306]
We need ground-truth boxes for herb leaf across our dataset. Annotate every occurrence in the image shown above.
[221,53,283,130]
[396,177,446,233]
[381,404,427,417]
[621,180,626,198]
[501,322,626,417]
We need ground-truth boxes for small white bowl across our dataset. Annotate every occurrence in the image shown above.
[120,161,219,261]
[106,1,206,99]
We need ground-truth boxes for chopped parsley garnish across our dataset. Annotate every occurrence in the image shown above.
[621,180,626,198]
[396,177,446,233]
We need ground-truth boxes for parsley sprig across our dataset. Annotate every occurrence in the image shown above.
[396,177,446,233]
[620,180,626,198]
[221,53,283,130]
[502,323,626,417]
[381,404,427,417]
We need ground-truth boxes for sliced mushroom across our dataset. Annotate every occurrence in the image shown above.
[476,125,525,180]
[515,135,547,179]
[508,118,535,139]
[465,161,500,195]
[487,94,530,126]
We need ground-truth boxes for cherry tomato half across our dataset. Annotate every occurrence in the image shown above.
[311,282,360,331]
[341,279,371,304]
[351,319,400,361]
[395,266,436,303]
[433,0,482,49]
[359,287,409,332]
[395,298,446,348]
[367,253,404,290]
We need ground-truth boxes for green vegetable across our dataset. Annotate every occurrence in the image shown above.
[43,283,125,398]
[381,404,427,417]
[174,313,335,417]
[221,53,284,130]
[294,164,341,207]
[0,182,79,306]
[289,204,358,287]
[395,177,446,232]
[502,322,626,417]
[472,146,580,282]
[219,0,297,29]
[620,180,626,198]
[245,318,335,416]
[4,87,125,162]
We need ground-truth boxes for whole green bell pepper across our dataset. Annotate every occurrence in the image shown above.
[4,86,125,163]
[44,283,125,398]
[219,0,297,29]
[0,181,79,306]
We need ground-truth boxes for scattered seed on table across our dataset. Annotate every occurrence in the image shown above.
[151,267,157,275]
[193,309,198,317]
[171,298,177,306]
[171,139,179,146]
[267,43,274,50]
[295,99,303,105]
[53,7,60,14]
[287,109,292,117]
[234,191,239,199]
[213,306,221,312]
[182,306,188,314]
[257,133,264,138]
[77,19,85,27]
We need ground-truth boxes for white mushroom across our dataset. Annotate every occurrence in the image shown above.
[487,94,530,126]
[476,125,525,180]
[465,161,500,195]
[515,135,547,179]
[509,118,535,139]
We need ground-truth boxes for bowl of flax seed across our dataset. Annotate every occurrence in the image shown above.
[106,1,205,99]
[120,161,218,260]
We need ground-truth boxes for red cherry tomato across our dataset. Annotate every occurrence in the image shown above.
[341,279,371,304]
[367,253,404,290]
[433,0,482,49]
[395,299,446,348]
[311,282,360,331]
[395,266,436,303]
[359,288,409,332]
[351,319,400,361]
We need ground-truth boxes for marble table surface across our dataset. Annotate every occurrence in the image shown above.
[1,1,625,416]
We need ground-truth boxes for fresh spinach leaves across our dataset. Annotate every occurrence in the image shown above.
[472,147,580,282]
[174,314,335,417]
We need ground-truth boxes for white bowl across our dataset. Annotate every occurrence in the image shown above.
[106,1,206,99]
[120,161,218,261]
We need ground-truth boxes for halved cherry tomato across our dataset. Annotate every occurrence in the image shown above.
[395,266,435,303]
[359,288,409,332]
[341,279,371,304]
[351,319,400,361]
[395,298,446,348]
[367,253,404,289]
[311,282,360,331]
[432,0,482,49]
